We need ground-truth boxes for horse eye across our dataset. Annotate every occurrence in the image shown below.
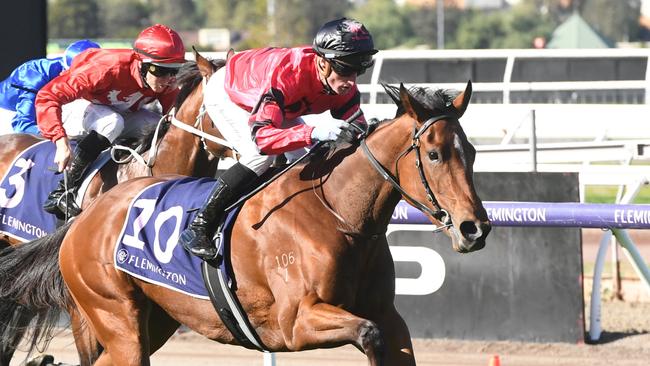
[428,150,439,161]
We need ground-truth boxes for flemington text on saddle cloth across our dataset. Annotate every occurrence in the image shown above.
[114,177,236,299]
[0,140,59,241]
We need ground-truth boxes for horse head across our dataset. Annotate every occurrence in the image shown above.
[380,81,491,253]
[151,49,233,176]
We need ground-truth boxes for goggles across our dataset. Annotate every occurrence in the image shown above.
[147,64,179,77]
[328,54,375,77]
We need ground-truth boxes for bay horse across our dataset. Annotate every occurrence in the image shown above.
[0,50,230,366]
[0,49,228,247]
[0,81,490,366]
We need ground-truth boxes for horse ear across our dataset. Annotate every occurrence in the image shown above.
[192,46,214,79]
[382,83,401,106]
[226,48,235,61]
[452,80,472,117]
[382,83,405,117]
[399,83,428,122]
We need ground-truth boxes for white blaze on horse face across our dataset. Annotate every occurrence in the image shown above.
[453,133,467,168]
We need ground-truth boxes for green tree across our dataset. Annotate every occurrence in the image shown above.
[405,5,464,49]
[229,0,269,49]
[149,0,199,31]
[348,0,412,49]
[302,0,351,40]
[48,0,101,38]
[497,0,554,48]
[199,0,238,28]
[99,0,150,38]
[449,9,506,49]
[448,0,555,49]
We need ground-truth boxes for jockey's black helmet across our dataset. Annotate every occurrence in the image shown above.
[313,18,378,73]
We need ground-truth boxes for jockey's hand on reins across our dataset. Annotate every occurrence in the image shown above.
[337,119,370,145]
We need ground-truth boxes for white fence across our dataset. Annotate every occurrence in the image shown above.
[360,48,650,104]
[199,47,650,104]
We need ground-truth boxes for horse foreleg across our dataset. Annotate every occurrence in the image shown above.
[285,300,385,366]
[69,309,102,366]
[375,306,416,366]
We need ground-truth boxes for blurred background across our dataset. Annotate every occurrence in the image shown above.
[40,0,650,52]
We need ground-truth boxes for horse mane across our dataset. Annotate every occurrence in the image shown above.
[315,84,461,161]
[174,58,225,111]
[118,58,227,156]
[382,83,460,117]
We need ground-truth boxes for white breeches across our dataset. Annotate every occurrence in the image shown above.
[203,67,308,176]
[61,99,161,142]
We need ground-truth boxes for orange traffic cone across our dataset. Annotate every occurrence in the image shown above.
[488,355,501,366]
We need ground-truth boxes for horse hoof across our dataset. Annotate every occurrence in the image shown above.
[26,354,54,366]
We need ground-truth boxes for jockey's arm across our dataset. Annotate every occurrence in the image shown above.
[249,97,314,156]
[53,136,72,172]
[12,91,40,134]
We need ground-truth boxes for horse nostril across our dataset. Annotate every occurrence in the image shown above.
[460,221,481,240]
[481,222,492,238]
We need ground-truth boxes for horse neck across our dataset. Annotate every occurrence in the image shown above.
[152,121,204,176]
[322,118,413,235]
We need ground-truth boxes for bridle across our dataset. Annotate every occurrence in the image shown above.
[111,77,235,174]
[356,114,455,230]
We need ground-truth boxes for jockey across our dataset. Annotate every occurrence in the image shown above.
[36,24,186,219]
[179,17,377,259]
[0,40,100,135]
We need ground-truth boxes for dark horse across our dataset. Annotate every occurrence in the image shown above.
[0,81,490,365]
[0,50,231,366]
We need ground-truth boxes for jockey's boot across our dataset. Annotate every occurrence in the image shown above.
[43,131,111,219]
[179,162,257,260]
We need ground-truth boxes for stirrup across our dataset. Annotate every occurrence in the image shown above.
[179,228,218,260]
[44,191,81,219]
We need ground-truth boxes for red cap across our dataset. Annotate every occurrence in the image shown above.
[133,24,186,68]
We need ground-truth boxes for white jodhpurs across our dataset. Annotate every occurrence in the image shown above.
[61,99,161,142]
[203,67,308,176]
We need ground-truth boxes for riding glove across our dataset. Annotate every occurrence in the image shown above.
[310,120,345,142]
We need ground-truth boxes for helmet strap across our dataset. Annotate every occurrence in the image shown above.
[140,63,152,89]
[316,57,336,95]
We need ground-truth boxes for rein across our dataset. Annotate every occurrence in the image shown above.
[169,106,236,152]
[356,115,453,231]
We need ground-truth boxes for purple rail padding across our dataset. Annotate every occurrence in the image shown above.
[390,200,650,229]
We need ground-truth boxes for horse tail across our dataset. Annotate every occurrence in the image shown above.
[0,222,73,356]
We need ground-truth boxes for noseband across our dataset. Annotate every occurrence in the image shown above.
[358,114,455,230]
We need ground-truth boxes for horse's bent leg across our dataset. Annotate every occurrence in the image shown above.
[286,300,385,366]
[376,306,416,366]
[69,309,102,366]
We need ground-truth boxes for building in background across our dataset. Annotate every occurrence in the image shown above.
[546,12,614,49]
[198,28,231,51]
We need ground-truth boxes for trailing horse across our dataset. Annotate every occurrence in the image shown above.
[0,81,490,366]
[0,50,231,366]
